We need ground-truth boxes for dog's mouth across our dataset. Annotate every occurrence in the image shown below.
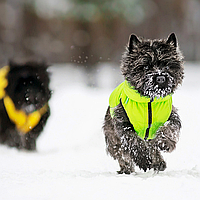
[143,72,174,99]
[22,104,36,113]
[19,91,47,114]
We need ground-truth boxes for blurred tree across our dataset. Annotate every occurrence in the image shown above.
[67,0,146,24]
[66,0,152,71]
[0,0,25,64]
[0,0,200,68]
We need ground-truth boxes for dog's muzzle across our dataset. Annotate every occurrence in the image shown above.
[156,75,166,84]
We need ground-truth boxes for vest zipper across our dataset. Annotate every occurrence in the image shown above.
[144,99,153,140]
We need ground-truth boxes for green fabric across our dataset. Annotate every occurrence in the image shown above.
[109,81,172,140]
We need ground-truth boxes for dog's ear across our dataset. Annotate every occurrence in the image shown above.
[128,34,141,51]
[166,33,177,47]
[8,60,18,69]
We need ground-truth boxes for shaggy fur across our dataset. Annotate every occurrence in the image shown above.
[103,33,184,174]
[0,61,51,150]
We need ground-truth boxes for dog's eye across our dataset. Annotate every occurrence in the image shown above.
[165,66,169,70]
[169,64,180,70]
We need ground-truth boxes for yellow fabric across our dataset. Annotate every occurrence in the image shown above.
[109,81,172,140]
[0,66,9,99]
[3,95,48,134]
[0,65,48,134]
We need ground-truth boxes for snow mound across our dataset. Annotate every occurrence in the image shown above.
[0,63,200,200]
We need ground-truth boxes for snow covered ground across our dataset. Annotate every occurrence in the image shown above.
[0,63,200,200]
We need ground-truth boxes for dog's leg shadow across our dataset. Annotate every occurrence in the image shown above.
[157,166,200,178]
[134,166,200,179]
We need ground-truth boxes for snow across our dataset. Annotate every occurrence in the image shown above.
[0,63,200,200]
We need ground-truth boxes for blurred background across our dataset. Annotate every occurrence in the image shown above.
[0,0,199,86]
[1,1,200,197]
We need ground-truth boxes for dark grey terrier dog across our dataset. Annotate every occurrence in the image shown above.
[103,33,184,174]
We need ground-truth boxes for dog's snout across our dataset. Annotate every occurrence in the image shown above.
[156,76,166,84]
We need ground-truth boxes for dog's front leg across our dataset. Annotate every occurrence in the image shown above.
[19,133,36,150]
[113,103,152,172]
[150,105,181,153]
[147,144,167,172]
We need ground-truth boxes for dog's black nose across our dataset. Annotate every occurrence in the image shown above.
[156,76,166,84]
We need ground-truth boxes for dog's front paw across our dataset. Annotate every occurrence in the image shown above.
[131,142,152,172]
[156,138,176,152]
[20,135,37,151]
[117,168,133,175]
[137,154,152,172]
[153,126,177,152]
[152,160,167,172]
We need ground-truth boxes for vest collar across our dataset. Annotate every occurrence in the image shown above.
[3,95,48,134]
[123,80,172,103]
[0,66,9,99]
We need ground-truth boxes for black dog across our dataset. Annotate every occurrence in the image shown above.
[103,33,184,174]
[0,61,51,150]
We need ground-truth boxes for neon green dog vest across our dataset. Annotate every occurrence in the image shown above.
[109,81,172,140]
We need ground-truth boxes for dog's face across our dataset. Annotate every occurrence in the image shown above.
[121,33,184,99]
[5,61,51,113]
